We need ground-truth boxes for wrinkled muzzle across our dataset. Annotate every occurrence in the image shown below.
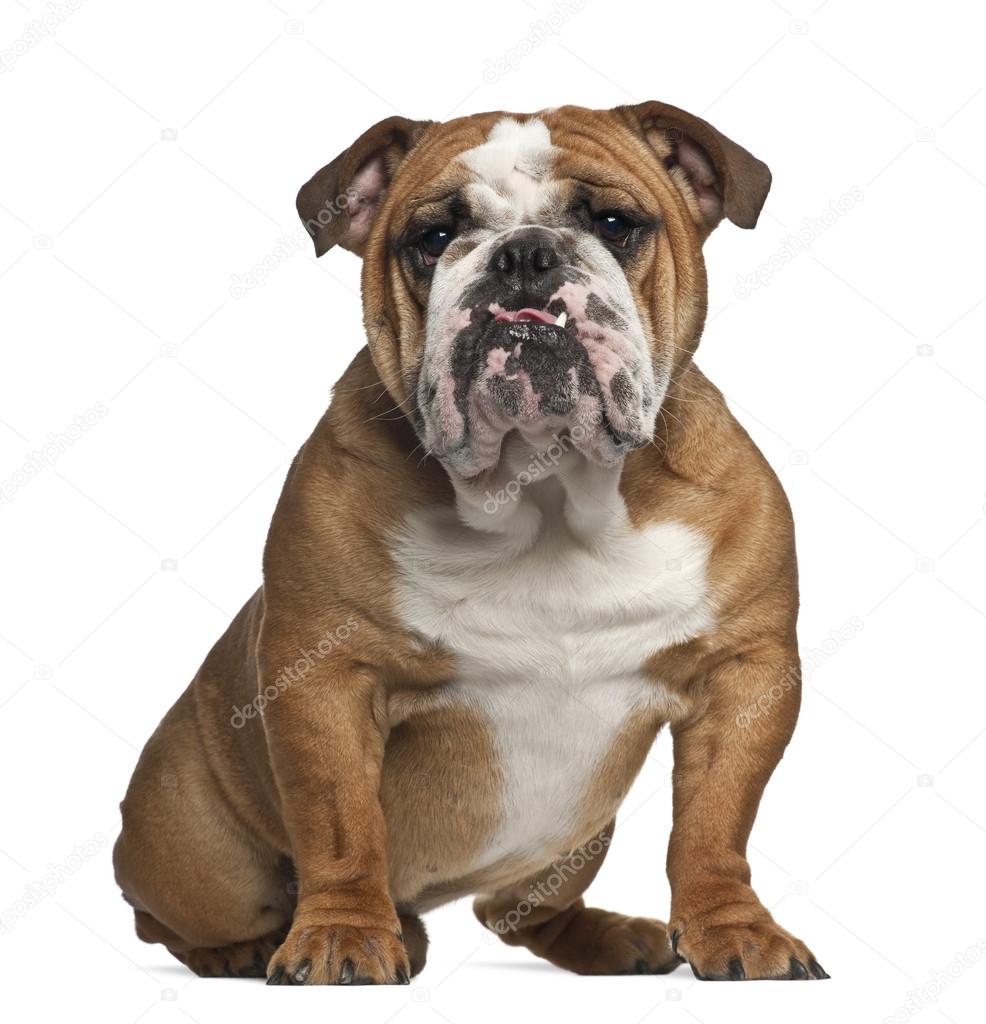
[417,227,660,478]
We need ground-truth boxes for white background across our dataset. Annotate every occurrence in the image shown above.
[2,0,985,1021]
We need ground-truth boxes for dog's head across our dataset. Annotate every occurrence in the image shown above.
[298,103,770,479]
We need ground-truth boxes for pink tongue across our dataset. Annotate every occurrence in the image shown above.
[495,307,558,325]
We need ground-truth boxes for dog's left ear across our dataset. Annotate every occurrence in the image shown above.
[297,115,433,257]
[618,101,771,231]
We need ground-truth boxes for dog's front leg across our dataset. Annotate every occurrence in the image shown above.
[667,649,828,981]
[259,645,408,986]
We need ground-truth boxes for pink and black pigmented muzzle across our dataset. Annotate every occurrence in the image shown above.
[417,227,659,478]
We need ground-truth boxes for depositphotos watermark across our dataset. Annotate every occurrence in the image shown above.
[229,228,311,298]
[882,939,986,1023]
[481,420,596,514]
[733,187,864,298]
[229,616,360,728]
[801,615,865,676]
[0,0,88,73]
[0,402,109,504]
[482,0,588,83]
[230,187,358,297]
[735,615,864,728]
[0,832,109,934]
[488,832,611,934]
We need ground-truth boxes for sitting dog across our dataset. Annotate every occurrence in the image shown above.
[114,100,828,984]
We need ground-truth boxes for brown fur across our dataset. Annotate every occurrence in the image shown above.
[114,101,825,985]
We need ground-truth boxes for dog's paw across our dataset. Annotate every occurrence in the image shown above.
[266,921,410,985]
[669,901,828,981]
[489,905,682,976]
[588,915,683,975]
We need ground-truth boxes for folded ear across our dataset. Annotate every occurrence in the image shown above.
[297,115,433,257]
[617,101,771,231]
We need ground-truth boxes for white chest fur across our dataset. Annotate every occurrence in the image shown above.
[391,442,713,871]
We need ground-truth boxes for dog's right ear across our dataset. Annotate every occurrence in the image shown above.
[297,116,433,258]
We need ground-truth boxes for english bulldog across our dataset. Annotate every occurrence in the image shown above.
[114,101,828,984]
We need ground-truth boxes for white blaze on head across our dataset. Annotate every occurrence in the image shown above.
[460,117,559,227]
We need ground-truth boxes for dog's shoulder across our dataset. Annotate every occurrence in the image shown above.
[623,362,798,638]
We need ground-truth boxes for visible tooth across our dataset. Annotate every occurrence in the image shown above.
[556,312,567,328]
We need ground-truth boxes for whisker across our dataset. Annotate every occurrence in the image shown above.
[334,377,390,395]
[365,401,413,423]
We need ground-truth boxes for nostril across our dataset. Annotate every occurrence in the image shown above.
[491,247,514,275]
[531,247,559,272]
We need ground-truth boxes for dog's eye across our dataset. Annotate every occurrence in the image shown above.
[419,227,453,266]
[593,212,634,247]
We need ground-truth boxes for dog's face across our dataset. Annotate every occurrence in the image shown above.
[298,103,770,479]
[408,118,660,478]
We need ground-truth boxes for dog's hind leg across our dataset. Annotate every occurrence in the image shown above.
[397,911,428,977]
[133,909,287,978]
[473,822,681,976]
[114,687,295,978]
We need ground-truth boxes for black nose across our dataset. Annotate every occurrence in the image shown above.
[489,236,562,280]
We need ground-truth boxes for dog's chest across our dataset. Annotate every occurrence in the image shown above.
[391,469,712,870]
